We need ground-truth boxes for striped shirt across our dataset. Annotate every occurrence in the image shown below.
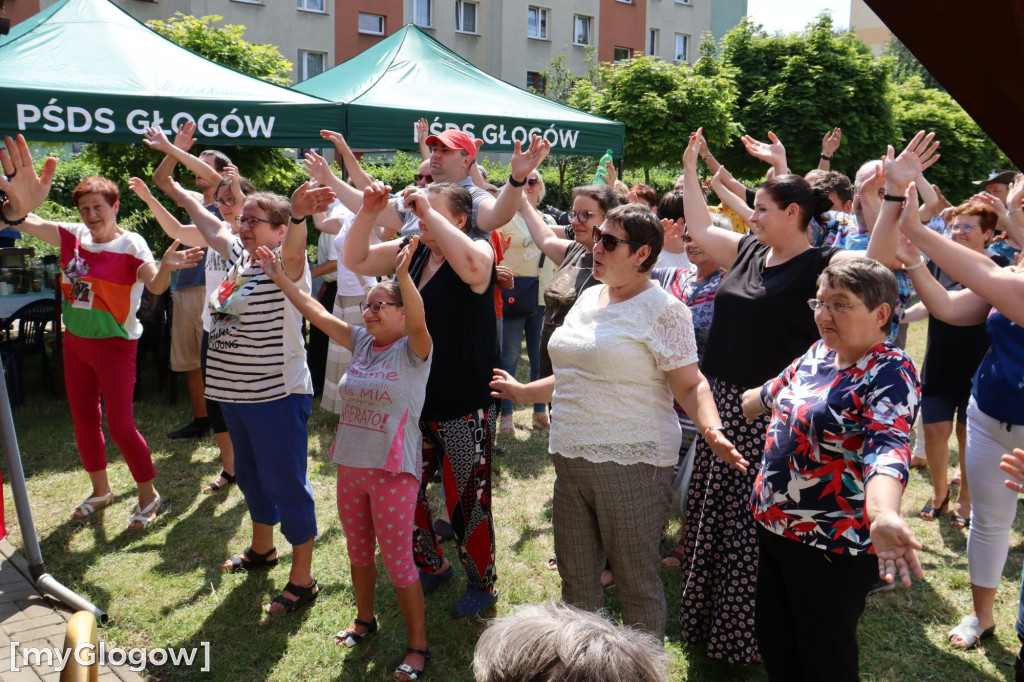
[204,239,312,403]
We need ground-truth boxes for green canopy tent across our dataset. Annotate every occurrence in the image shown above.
[0,0,343,147]
[293,25,624,157]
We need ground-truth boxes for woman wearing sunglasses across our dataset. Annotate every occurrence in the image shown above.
[520,184,624,380]
[676,128,938,664]
[491,204,741,638]
[256,235,433,682]
[739,258,921,680]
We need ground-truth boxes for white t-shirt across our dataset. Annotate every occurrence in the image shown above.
[655,249,691,271]
[548,284,698,467]
[331,203,379,297]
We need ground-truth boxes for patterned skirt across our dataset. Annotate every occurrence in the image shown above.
[679,379,769,665]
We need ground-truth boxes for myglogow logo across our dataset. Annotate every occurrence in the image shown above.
[16,99,276,139]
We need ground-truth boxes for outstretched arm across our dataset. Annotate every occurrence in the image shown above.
[395,236,431,360]
[284,182,335,282]
[867,473,923,587]
[817,127,841,171]
[144,126,221,197]
[474,135,551,231]
[341,182,404,276]
[165,178,235,259]
[320,130,373,191]
[683,129,742,268]
[128,177,209,248]
[742,131,789,177]
[710,168,753,226]
[137,239,204,295]
[520,196,573,266]
[0,134,60,245]
[415,118,431,161]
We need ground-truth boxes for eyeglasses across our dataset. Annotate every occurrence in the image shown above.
[569,210,604,223]
[807,299,866,315]
[951,223,978,233]
[681,235,693,244]
[217,197,238,207]
[237,217,273,228]
[526,178,540,187]
[359,301,401,314]
[592,226,643,252]
[414,174,432,183]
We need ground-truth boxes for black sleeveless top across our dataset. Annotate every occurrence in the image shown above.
[409,241,497,421]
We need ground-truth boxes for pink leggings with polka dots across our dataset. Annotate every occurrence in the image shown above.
[336,465,420,588]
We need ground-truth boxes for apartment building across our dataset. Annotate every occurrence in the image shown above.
[849,0,889,56]
[9,0,746,90]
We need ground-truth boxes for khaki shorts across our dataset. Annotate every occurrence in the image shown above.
[170,286,205,372]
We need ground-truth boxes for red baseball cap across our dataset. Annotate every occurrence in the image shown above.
[424,129,477,160]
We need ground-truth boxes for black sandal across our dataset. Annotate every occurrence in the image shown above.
[393,647,430,681]
[333,616,377,648]
[267,579,318,613]
[203,470,236,493]
[222,546,277,573]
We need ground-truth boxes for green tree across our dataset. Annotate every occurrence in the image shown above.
[889,76,1012,201]
[79,14,304,250]
[571,47,737,185]
[884,37,944,92]
[718,15,895,180]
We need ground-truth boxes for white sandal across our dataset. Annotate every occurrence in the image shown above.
[72,491,113,519]
[948,615,995,649]
[127,493,161,530]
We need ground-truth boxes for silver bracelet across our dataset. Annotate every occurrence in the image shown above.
[903,258,925,271]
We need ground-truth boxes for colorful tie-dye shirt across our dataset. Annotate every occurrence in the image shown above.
[751,340,921,555]
[58,223,154,340]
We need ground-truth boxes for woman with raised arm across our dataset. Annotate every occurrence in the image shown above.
[490,204,741,638]
[893,183,1024,652]
[676,128,938,663]
[256,236,432,681]
[343,181,501,618]
[0,135,202,529]
[146,126,336,614]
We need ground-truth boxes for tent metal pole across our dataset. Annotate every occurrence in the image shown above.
[0,361,107,623]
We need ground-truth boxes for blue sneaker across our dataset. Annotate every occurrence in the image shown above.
[419,565,454,595]
[450,588,498,617]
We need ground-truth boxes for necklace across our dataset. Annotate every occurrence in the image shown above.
[425,253,445,274]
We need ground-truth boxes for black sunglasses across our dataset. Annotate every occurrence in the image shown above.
[592,226,643,252]
[414,174,432,182]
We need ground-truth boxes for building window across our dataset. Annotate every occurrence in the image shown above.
[231,0,263,4]
[613,46,631,63]
[296,0,324,12]
[298,50,326,80]
[412,0,432,27]
[528,7,549,40]
[526,71,547,94]
[648,28,659,56]
[616,0,633,3]
[455,0,478,34]
[358,12,385,35]
[573,15,592,46]
[674,34,689,62]
[676,0,692,4]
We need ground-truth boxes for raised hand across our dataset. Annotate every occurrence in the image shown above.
[821,127,842,157]
[604,160,617,188]
[509,135,552,181]
[661,217,685,243]
[302,151,335,186]
[160,239,204,270]
[971,191,1009,220]
[290,181,335,220]
[741,131,786,169]
[396,235,419,277]
[362,181,392,214]
[128,177,155,203]
[399,187,430,218]
[894,232,922,267]
[696,129,712,160]
[710,165,733,190]
[172,121,197,152]
[254,244,285,282]
[883,130,940,192]
[683,128,702,170]
[1008,174,1024,211]
[897,183,927,236]
[871,511,924,587]
[0,134,57,219]
[415,118,429,143]
[142,126,173,154]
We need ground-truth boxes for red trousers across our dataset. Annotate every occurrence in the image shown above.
[64,333,154,483]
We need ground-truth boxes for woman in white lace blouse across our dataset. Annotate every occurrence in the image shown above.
[491,204,741,637]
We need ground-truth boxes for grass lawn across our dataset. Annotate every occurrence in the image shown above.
[2,319,1022,681]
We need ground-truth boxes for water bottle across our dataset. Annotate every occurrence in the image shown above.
[592,149,614,185]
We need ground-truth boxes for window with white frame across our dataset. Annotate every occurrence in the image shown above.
[676,0,692,4]
[648,28,659,56]
[613,46,631,62]
[412,0,432,27]
[674,33,689,62]
[528,7,549,40]
[231,0,263,5]
[573,15,592,46]
[358,12,385,35]
[298,50,326,81]
[455,0,478,34]
[297,0,324,12]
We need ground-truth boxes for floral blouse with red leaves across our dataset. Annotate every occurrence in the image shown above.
[750,340,921,556]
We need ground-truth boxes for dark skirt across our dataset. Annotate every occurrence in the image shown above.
[679,379,768,665]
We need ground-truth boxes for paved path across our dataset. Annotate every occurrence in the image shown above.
[0,538,145,682]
